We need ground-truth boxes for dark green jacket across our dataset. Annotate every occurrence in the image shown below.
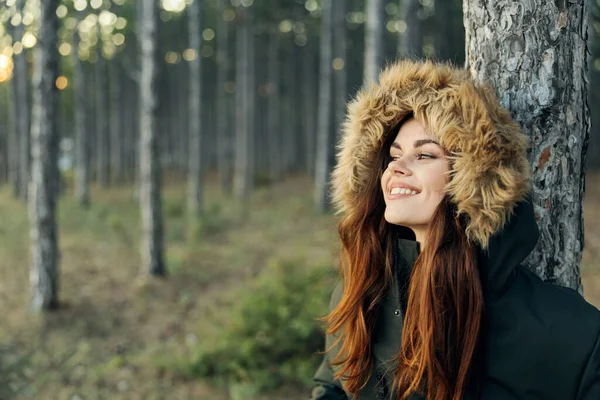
[311,196,600,400]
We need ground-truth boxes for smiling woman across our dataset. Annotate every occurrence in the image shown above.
[311,59,600,400]
[381,116,451,249]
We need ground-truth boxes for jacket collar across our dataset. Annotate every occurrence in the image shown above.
[477,191,539,301]
[392,191,539,302]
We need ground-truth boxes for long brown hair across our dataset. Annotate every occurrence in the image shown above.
[324,118,485,400]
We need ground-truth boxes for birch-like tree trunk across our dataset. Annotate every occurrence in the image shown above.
[95,39,109,188]
[464,0,589,294]
[363,0,385,84]
[216,1,232,193]
[12,0,30,200]
[233,6,253,203]
[398,0,422,59]
[267,25,281,182]
[29,0,60,311]
[314,0,334,212]
[73,25,89,206]
[187,0,204,218]
[139,0,166,276]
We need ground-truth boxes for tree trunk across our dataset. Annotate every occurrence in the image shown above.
[398,0,423,59]
[6,51,19,196]
[464,0,589,294]
[363,0,385,84]
[95,40,109,188]
[29,0,61,311]
[187,0,203,217]
[139,0,166,276]
[303,34,316,177]
[216,1,232,193]
[12,0,30,200]
[109,59,122,183]
[267,26,281,183]
[314,0,334,212]
[333,0,348,138]
[233,6,253,204]
[433,0,464,64]
[72,25,89,206]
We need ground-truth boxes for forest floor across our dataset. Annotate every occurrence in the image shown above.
[0,171,599,400]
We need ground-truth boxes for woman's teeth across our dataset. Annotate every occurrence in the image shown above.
[390,188,418,195]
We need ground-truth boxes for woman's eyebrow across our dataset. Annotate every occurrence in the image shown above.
[390,139,440,150]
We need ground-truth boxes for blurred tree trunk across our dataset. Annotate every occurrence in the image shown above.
[434,0,464,64]
[314,0,333,212]
[72,25,89,206]
[6,54,19,196]
[464,0,589,293]
[0,122,6,184]
[364,0,384,84]
[12,0,30,200]
[234,6,254,204]
[95,39,109,188]
[333,0,348,139]
[303,33,316,177]
[0,91,7,184]
[398,0,422,59]
[187,0,204,217]
[109,60,122,183]
[139,0,166,276]
[280,34,293,175]
[29,0,60,311]
[216,1,232,193]
[267,25,281,183]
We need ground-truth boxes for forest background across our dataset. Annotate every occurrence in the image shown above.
[0,0,599,399]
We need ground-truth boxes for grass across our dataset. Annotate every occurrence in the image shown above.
[0,171,599,399]
[0,173,339,400]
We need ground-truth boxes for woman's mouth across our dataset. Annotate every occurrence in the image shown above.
[390,187,419,195]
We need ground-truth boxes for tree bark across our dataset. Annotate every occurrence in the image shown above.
[464,0,589,294]
[72,25,89,206]
[398,0,423,59]
[139,0,166,276]
[314,0,334,212]
[29,0,61,311]
[364,0,385,84]
[187,0,204,218]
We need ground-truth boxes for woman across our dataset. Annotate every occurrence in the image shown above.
[311,60,600,400]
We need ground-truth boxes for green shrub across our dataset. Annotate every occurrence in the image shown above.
[184,258,336,392]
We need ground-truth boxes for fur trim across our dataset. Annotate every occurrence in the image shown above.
[330,60,532,250]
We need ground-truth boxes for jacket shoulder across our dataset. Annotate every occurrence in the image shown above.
[517,265,600,325]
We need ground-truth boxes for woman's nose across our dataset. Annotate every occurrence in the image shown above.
[390,158,411,175]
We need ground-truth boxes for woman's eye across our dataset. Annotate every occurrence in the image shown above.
[416,153,435,160]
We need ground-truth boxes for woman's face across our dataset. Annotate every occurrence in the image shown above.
[381,118,450,239]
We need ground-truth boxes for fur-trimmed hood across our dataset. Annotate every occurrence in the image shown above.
[330,60,533,250]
